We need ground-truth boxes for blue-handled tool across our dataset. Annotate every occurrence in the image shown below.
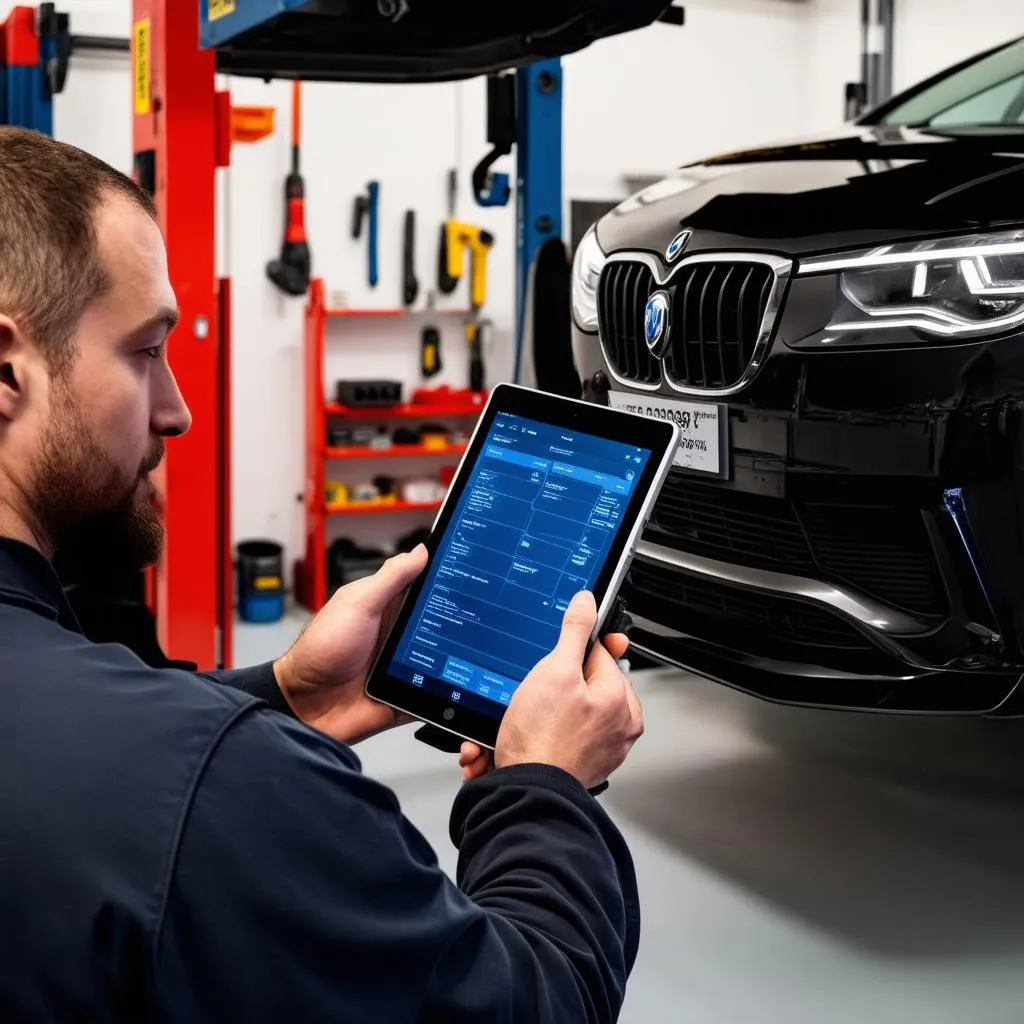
[351,180,380,288]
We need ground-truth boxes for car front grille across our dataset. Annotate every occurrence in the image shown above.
[627,560,871,651]
[598,261,659,385]
[645,473,947,617]
[598,258,776,390]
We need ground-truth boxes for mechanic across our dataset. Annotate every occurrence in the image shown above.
[0,126,644,1022]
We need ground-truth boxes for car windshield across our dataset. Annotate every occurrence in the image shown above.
[869,37,1024,128]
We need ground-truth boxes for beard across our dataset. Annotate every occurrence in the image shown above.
[28,379,165,584]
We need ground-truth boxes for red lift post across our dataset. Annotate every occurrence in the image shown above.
[131,1,225,668]
[130,2,275,668]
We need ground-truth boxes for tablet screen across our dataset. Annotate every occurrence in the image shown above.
[385,412,653,721]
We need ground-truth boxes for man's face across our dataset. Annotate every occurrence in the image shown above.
[28,194,190,575]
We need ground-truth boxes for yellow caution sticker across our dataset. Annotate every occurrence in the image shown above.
[208,0,237,21]
[133,19,150,115]
[253,576,282,592]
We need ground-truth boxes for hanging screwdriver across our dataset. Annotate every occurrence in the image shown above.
[352,181,380,288]
[437,169,459,295]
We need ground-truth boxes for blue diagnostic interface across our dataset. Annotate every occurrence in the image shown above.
[387,413,652,720]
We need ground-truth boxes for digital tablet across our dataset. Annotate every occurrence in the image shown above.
[365,383,680,750]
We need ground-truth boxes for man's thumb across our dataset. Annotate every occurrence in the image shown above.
[554,591,597,667]
[358,545,428,612]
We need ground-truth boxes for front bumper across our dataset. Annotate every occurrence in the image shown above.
[624,542,1022,715]
[626,610,1023,714]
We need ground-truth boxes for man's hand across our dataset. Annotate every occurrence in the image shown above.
[491,591,643,790]
[273,545,428,745]
[456,594,635,787]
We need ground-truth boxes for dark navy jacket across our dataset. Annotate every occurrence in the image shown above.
[0,538,640,1022]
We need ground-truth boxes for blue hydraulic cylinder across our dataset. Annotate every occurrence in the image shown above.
[0,64,51,133]
[513,59,563,384]
[0,4,52,134]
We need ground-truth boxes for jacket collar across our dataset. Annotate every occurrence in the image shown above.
[0,536,82,633]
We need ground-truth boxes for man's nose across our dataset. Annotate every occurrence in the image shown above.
[152,364,192,438]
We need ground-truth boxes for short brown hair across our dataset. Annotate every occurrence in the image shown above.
[0,127,158,373]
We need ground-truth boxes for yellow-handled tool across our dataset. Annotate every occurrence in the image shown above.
[444,220,494,310]
[444,221,494,391]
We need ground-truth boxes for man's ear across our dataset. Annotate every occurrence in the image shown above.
[0,314,32,424]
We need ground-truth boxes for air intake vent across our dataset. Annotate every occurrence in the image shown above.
[643,474,948,617]
[627,560,871,650]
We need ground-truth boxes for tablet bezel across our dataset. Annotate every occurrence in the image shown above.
[364,382,680,749]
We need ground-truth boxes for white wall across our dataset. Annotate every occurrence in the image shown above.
[10,0,1024,576]
[564,0,809,195]
[801,0,863,132]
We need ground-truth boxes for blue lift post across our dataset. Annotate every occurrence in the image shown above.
[513,59,563,384]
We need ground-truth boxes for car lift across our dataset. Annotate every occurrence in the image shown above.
[0,1,676,669]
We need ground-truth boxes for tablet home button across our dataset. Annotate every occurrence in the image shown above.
[443,708,456,721]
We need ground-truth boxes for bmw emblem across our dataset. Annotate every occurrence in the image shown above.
[665,229,692,263]
[644,291,671,357]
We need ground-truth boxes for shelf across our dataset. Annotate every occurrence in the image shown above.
[325,398,486,420]
[325,499,443,516]
[325,307,470,319]
[325,442,468,460]
[301,279,486,612]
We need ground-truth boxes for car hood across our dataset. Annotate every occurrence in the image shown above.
[595,125,1024,259]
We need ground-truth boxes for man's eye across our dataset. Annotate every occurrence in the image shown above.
[142,345,164,360]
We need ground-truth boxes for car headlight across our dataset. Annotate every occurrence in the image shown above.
[799,230,1024,337]
[571,226,608,333]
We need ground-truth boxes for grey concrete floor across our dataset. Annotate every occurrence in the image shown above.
[236,610,1024,1023]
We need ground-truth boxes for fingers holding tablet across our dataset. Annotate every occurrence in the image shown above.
[601,632,630,663]
[493,592,645,792]
[459,742,494,782]
[454,609,636,786]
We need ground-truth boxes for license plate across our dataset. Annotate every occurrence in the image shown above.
[607,391,728,478]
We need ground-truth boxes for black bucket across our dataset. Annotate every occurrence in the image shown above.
[237,540,285,623]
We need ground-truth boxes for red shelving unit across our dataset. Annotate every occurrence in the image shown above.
[324,400,486,419]
[297,278,486,611]
[323,306,470,319]
[326,499,444,516]
[325,442,469,460]
[325,307,404,319]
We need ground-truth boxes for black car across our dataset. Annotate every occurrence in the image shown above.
[571,36,1024,714]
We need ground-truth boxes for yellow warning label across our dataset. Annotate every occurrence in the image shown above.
[208,0,237,21]
[133,19,150,115]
